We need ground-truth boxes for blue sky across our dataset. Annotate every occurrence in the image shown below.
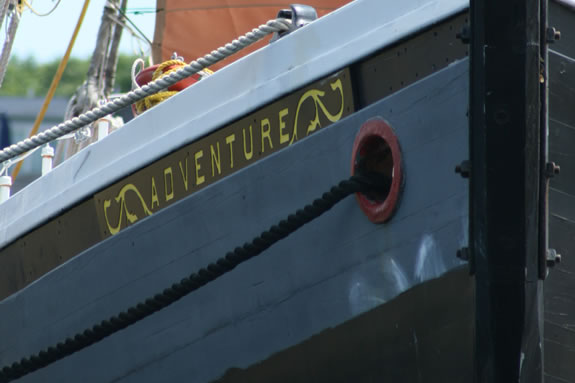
[10,0,156,62]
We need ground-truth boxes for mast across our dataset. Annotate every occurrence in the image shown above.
[56,0,126,162]
[469,0,546,381]
[104,0,128,95]
[0,1,21,88]
[70,0,122,117]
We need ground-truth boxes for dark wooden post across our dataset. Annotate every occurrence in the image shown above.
[469,0,545,381]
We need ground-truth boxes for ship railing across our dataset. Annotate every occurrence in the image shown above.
[0,16,294,204]
[0,115,118,203]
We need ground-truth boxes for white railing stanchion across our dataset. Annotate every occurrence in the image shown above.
[41,144,54,176]
[0,175,11,203]
[97,118,109,140]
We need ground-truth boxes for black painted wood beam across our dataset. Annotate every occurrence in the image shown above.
[469,0,544,381]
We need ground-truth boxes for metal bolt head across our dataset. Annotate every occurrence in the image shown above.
[547,27,561,43]
[455,160,471,178]
[546,162,560,178]
[555,30,562,40]
[456,25,471,44]
[547,248,562,268]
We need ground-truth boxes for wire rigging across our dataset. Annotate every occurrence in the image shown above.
[21,0,61,17]
[109,1,152,46]
[106,12,149,46]
[125,7,157,15]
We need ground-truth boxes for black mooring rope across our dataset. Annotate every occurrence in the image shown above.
[0,173,388,383]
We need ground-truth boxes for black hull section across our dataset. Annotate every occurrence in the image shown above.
[217,266,473,383]
[0,61,469,382]
[545,2,575,382]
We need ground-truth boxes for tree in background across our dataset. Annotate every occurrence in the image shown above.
[0,54,138,98]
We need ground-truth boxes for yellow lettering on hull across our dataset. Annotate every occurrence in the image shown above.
[95,69,353,237]
[195,150,205,185]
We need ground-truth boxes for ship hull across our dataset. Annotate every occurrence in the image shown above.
[0,60,470,382]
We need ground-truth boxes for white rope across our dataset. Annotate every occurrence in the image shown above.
[0,3,20,88]
[131,57,145,89]
[0,17,291,163]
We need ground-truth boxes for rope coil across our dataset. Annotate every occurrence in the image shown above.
[0,18,291,163]
[0,174,386,382]
[132,60,213,115]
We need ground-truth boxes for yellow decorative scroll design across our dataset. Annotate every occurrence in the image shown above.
[289,78,345,145]
[103,184,154,235]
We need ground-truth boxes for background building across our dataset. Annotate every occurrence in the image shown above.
[0,97,67,193]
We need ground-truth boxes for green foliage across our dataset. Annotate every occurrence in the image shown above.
[0,54,140,98]
[0,56,41,97]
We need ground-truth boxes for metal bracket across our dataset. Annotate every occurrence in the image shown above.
[270,4,318,43]
[546,248,561,268]
[170,52,184,61]
[546,27,561,43]
[456,24,471,44]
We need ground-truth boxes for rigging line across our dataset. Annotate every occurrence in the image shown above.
[106,12,149,45]
[21,0,61,16]
[125,8,158,15]
[10,0,90,181]
[0,173,387,383]
[106,13,145,41]
[109,2,152,46]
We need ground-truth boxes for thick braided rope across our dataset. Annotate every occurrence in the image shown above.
[0,174,381,383]
[0,18,291,163]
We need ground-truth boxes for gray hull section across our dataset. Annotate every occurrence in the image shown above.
[0,60,469,382]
